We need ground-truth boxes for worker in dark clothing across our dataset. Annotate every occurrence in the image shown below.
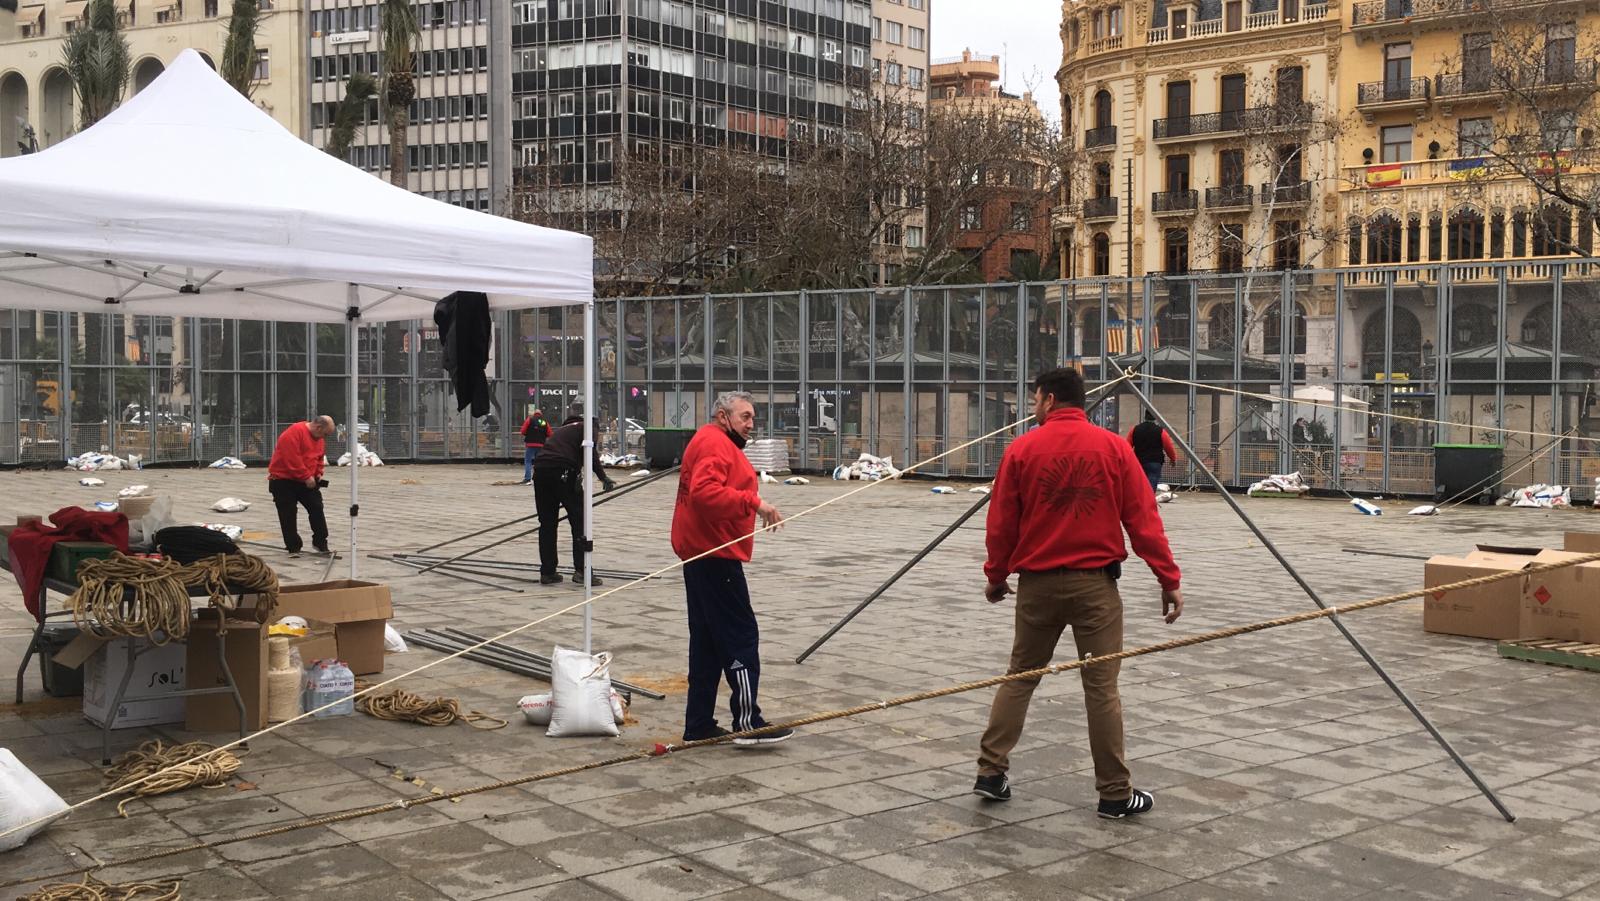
[533,404,615,585]
[1125,412,1177,491]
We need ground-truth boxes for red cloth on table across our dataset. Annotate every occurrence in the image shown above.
[7,507,129,620]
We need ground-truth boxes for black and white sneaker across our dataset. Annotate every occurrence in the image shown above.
[972,774,1011,802]
[1097,789,1154,819]
[733,726,795,747]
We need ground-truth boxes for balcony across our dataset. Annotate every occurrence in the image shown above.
[1206,184,1254,209]
[1350,0,1582,33]
[1520,59,1598,92]
[1083,125,1117,149]
[1087,34,1124,53]
[1152,189,1199,215]
[1262,181,1311,205]
[1357,77,1429,117]
[1435,70,1497,99]
[1153,104,1313,141]
[1144,2,1328,44]
[1083,196,1118,220]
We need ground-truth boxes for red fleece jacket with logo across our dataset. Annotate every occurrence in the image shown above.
[267,421,326,483]
[984,406,1182,590]
[671,424,761,562]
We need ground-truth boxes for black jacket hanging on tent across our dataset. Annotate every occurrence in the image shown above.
[433,291,492,417]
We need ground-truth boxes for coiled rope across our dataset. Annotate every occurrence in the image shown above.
[353,682,508,730]
[17,874,180,901]
[9,547,1598,888]
[103,741,243,818]
[69,553,280,643]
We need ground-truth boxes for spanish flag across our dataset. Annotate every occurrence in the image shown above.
[1537,151,1573,174]
[1447,158,1489,180]
[1365,164,1404,188]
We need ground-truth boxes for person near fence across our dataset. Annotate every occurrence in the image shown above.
[519,403,551,484]
[267,416,335,557]
[975,368,1184,817]
[1125,412,1177,490]
[671,391,792,746]
[533,404,614,586]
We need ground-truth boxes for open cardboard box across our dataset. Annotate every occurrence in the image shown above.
[1423,549,1541,640]
[261,580,393,676]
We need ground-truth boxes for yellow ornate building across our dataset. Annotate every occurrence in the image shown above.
[0,0,306,156]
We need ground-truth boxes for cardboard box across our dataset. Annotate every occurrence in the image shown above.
[270,580,393,675]
[282,618,339,667]
[1520,549,1600,642]
[80,636,186,729]
[1565,532,1600,553]
[118,495,158,520]
[1423,550,1540,640]
[186,613,268,732]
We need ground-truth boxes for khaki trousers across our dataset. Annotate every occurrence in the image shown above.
[977,569,1130,801]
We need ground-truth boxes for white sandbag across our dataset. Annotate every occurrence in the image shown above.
[783,476,809,485]
[0,748,70,852]
[759,471,779,484]
[1155,491,1176,504]
[383,624,407,653]
[546,647,620,737]
[519,692,554,726]
[630,469,652,477]
[1407,504,1439,516]
[208,456,247,469]
[1509,484,1571,508]
[211,497,250,513]
[78,477,105,487]
[118,485,151,499]
[198,523,244,541]
[969,485,992,495]
[337,444,384,467]
[930,486,955,494]
[93,501,118,512]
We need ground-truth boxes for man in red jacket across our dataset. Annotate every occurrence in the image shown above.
[671,391,789,746]
[268,416,335,556]
[974,369,1184,818]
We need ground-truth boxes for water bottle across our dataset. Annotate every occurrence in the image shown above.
[301,660,355,717]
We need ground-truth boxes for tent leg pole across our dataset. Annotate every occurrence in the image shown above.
[1118,372,1515,824]
[347,290,360,581]
[582,298,595,654]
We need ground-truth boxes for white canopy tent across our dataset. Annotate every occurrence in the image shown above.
[0,51,603,647]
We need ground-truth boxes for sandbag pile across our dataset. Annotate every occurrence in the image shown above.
[744,438,791,475]
[1247,472,1309,497]
[832,453,900,481]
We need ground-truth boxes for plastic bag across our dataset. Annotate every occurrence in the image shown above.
[78,477,105,487]
[930,486,955,494]
[383,624,407,653]
[783,477,810,485]
[128,495,176,547]
[519,692,554,726]
[118,485,150,499]
[208,456,247,469]
[546,647,620,737]
[211,497,250,513]
[0,748,70,852]
[609,689,627,725]
[759,471,779,484]
[337,445,384,467]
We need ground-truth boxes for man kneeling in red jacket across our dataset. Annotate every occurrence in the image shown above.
[268,416,335,556]
[671,391,791,746]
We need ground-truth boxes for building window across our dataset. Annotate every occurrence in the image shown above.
[1448,208,1485,260]
[1219,149,1244,187]
[1275,66,1303,105]
[884,224,902,246]
[871,16,880,39]
[518,0,546,22]
[1546,22,1577,81]
[887,21,902,43]
[1263,302,1308,355]
[1383,42,1412,91]
[1219,224,1244,272]
[594,90,613,113]
[908,26,924,50]
[1093,162,1112,198]
[204,0,218,15]
[594,138,612,163]
[908,67,923,89]
[558,93,575,116]
[885,62,901,85]
[822,39,842,62]
[669,98,688,121]
[1381,124,1412,163]
[1533,205,1572,255]
[1273,220,1300,269]
[960,204,982,230]
[252,49,270,81]
[1092,232,1111,276]
[1094,90,1111,128]
[1367,214,1401,264]
[1010,203,1032,232]
[1163,228,1189,274]
[906,226,923,248]
[1542,110,1578,150]
[849,46,867,68]
[1459,117,1493,157]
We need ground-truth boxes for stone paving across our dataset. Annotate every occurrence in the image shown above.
[2,462,1599,900]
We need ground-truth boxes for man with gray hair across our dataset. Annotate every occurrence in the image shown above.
[671,391,790,745]
[267,415,336,557]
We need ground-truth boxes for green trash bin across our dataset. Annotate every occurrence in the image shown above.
[1433,444,1504,503]
[644,428,697,469]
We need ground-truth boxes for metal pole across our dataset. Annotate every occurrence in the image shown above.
[583,297,596,654]
[346,286,360,580]
[794,367,1139,664]
[1118,372,1516,823]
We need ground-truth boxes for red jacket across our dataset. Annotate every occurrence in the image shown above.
[267,421,326,482]
[986,407,1181,590]
[8,507,129,619]
[671,424,761,562]
[520,411,550,448]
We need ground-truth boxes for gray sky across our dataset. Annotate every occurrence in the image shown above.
[931,0,1063,123]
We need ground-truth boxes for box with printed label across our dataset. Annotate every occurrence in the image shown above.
[1423,550,1539,640]
[1520,549,1600,642]
[81,638,186,729]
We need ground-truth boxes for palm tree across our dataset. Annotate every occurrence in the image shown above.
[60,0,130,129]
[325,73,376,162]
[219,0,261,98]
[379,0,418,189]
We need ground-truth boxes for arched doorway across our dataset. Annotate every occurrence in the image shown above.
[1154,301,1191,348]
[1449,303,1495,350]
[0,72,28,158]
[133,57,166,95]
[40,68,73,148]
[1205,303,1237,351]
[1362,306,1422,379]
[198,52,217,70]
[1262,301,1307,356]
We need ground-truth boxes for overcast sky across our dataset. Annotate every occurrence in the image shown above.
[931,0,1063,122]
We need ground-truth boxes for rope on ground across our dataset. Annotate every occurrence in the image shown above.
[0,367,1138,841]
[69,553,280,643]
[1141,373,1600,446]
[10,547,1598,888]
[17,874,180,901]
[353,681,508,730]
[103,740,242,818]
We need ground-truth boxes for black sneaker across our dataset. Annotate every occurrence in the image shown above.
[683,726,732,742]
[571,572,603,586]
[1097,789,1154,819]
[733,726,795,747]
[312,543,330,555]
[539,573,562,585]
[973,774,1011,802]
[287,549,302,559]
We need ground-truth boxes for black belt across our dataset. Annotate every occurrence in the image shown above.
[1026,561,1121,580]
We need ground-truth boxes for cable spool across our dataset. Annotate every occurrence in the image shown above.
[265,637,301,724]
[267,636,292,670]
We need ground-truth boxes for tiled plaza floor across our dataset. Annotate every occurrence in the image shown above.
[2,463,1598,900]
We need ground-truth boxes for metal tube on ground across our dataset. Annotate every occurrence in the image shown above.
[376,555,524,592]
[1119,372,1517,824]
[794,366,1140,665]
[406,630,641,705]
[1342,548,1431,561]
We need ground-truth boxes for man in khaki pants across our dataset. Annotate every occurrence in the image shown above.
[974,368,1184,818]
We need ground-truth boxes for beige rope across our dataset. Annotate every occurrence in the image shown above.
[10,547,1598,889]
[68,553,280,643]
[103,741,242,818]
[353,682,508,730]
[17,874,180,901]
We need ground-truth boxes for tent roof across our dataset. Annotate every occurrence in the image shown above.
[0,50,592,323]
